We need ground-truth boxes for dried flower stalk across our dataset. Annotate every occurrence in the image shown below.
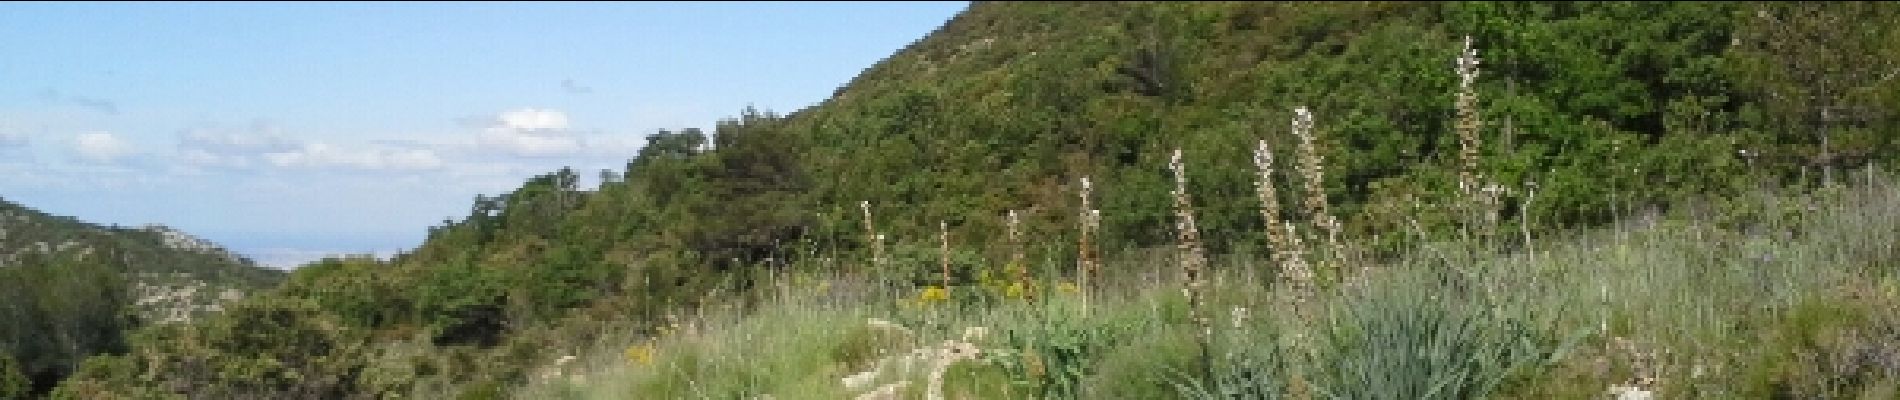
[940,221,951,289]
[1169,149,1213,382]
[1007,209,1028,293]
[1077,177,1100,292]
[1455,36,1484,201]
[861,201,884,271]
[1292,107,1347,280]
[1254,138,1312,294]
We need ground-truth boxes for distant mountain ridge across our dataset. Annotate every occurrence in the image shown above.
[0,196,279,289]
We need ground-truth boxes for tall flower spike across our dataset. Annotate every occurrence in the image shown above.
[1168,148,1213,383]
[1520,181,1539,261]
[1292,107,1346,281]
[1007,209,1026,292]
[940,221,951,289]
[1254,138,1310,295]
[1076,176,1100,298]
[1008,210,1021,241]
[1087,208,1102,282]
[1455,35,1484,201]
[1457,36,1481,90]
[861,201,884,271]
[1454,35,1491,243]
[1283,222,1310,285]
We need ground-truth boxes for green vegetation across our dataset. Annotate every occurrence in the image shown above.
[511,168,1900,399]
[0,199,280,290]
[0,198,281,397]
[29,1,1900,398]
[0,251,130,398]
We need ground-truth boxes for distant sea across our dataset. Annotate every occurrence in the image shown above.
[199,230,421,270]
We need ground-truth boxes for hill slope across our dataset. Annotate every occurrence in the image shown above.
[49,2,1900,398]
[0,196,283,396]
[790,1,1899,254]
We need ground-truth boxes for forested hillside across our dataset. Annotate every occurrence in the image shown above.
[0,197,282,397]
[46,2,1900,399]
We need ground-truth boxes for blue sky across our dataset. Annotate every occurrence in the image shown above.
[0,1,968,268]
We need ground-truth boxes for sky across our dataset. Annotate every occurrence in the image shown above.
[0,1,969,269]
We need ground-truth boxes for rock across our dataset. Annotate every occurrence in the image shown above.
[855,381,908,400]
[1608,384,1653,400]
[842,366,882,391]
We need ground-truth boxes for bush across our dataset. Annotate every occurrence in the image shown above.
[1167,320,1294,400]
[983,296,1135,399]
[1085,324,1206,400]
[1305,268,1577,400]
[51,297,367,400]
[0,355,27,400]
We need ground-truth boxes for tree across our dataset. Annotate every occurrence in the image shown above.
[0,251,130,397]
[633,128,709,168]
[1736,2,1900,185]
[684,108,812,269]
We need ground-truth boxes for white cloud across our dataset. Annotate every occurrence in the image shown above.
[175,127,303,169]
[384,149,445,170]
[71,131,134,163]
[171,122,447,172]
[177,148,252,169]
[479,129,582,157]
[264,143,444,171]
[497,108,569,131]
[474,108,585,157]
[180,129,299,154]
[438,107,641,161]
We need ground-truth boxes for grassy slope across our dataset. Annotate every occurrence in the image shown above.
[531,169,1900,399]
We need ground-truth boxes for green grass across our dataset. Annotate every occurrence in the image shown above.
[522,171,1900,399]
[513,290,870,400]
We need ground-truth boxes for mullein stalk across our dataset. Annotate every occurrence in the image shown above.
[940,220,951,290]
[861,201,884,274]
[1282,222,1311,292]
[1292,107,1349,285]
[1168,149,1214,385]
[1454,35,1492,245]
[1521,181,1539,261]
[1077,177,1100,304]
[1007,209,1029,299]
[1253,139,1312,298]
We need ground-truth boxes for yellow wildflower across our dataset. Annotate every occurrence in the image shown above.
[624,341,656,366]
[918,286,951,304]
[1057,282,1080,295]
